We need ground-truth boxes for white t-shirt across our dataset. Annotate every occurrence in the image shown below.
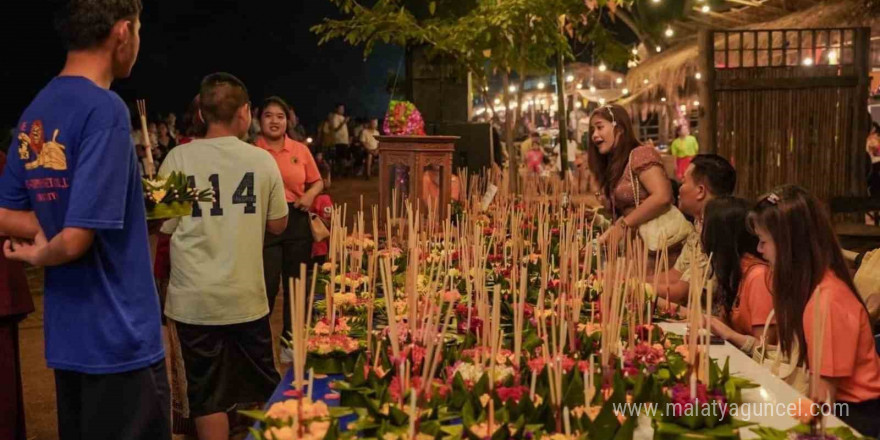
[361,128,380,151]
[158,136,289,325]
[324,113,349,145]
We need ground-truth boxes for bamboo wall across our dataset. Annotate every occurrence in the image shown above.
[703,28,871,204]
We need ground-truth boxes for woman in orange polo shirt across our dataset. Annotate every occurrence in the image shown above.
[256,96,323,365]
[700,197,775,355]
[749,185,880,438]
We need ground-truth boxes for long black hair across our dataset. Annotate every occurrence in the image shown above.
[701,196,760,316]
[747,185,864,366]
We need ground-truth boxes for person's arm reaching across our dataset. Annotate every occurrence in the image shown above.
[622,165,674,228]
[293,179,324,212]
[4,227,94,266]
[0,208,40,239]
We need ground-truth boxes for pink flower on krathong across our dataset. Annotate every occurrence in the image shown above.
[527,357,546,373]
[496,385,528,404]
[442,289,461,303]
[548,279,561,289]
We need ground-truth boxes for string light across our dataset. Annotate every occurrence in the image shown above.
[565,74,575,83]
[598,63,607,72]
[509,85,517,93]
[622,88,630,95]
[803,57,814,66]
[656,46,662,53]
[306,137,313,144]
[575,102,582,109]
[599,98,607,105]
[616,78,623,84]
[643,79,650,84]
[693,100,700,106]
[680,105,687,112]
[576,83,583,89]
[632,47,639,55]
[537,81,545,90]
[695,72,702,80]
[701,5,710,13]
[494,98,501,105]
[661,97,667,102]
[589,85,597,93]
[665,27,674,38]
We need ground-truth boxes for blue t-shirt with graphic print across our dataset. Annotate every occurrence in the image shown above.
[0,76,163,374]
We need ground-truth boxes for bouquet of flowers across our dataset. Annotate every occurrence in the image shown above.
[143,171,213,220]
[383,101,426,136]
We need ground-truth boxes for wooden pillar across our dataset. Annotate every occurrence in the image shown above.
[851,27,871,196]
[698,30,718,154]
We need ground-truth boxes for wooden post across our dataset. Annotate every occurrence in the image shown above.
[698,29,718,154]
[851,27,871,196]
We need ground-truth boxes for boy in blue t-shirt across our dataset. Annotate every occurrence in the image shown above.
[0,1,169,439]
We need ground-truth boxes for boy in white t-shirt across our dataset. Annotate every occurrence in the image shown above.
[158,73,289,440]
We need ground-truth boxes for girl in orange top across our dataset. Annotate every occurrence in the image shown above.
[749,185,880,438]
[255,96,323,365]
[700,197,775,354]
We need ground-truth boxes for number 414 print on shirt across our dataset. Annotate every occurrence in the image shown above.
[187,172,256,217]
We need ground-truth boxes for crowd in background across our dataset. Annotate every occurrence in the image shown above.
[131,101,383,185]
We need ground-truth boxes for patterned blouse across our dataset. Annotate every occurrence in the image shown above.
[610,145,664,216]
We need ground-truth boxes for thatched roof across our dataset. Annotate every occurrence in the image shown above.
[624,0,880,106]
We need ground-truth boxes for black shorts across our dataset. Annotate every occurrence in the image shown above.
[171,315,280,418]
[55,360,171,440]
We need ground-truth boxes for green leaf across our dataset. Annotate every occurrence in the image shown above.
[429,1,436,16]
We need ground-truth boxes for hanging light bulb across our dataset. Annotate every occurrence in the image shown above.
[509,85,517,93]
[576,83,583,90]
[803,57,814,66]
[537,81,545,90]
[598,62,607,72]
[701,5,710,13]
[566,74,575,83]
[665,27,674,38]
[494,98,501,105]
[695,72,702,80]
[643,79,650,84]
[632,47,639,56]
[661,97,667,102]
[693,100,700,107]
[599,98,607,105]
[575,102,583,109]
[589,85,597,93]
[616,77,623,84]
[656,46,662,53]
[622,88,630,95]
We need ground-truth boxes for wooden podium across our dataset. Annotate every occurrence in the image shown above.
[377,135,458,220]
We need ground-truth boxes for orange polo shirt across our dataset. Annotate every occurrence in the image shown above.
[729,254,774,336]
[255,135,321,202]
[803,271,880,403]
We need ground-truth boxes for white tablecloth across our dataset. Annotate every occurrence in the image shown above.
[637,323,851,439]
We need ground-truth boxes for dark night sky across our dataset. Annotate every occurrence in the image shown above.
[0,0,402,136]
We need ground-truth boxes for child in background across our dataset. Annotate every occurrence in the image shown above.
[311,168,333,264]
[526,138,544,175]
